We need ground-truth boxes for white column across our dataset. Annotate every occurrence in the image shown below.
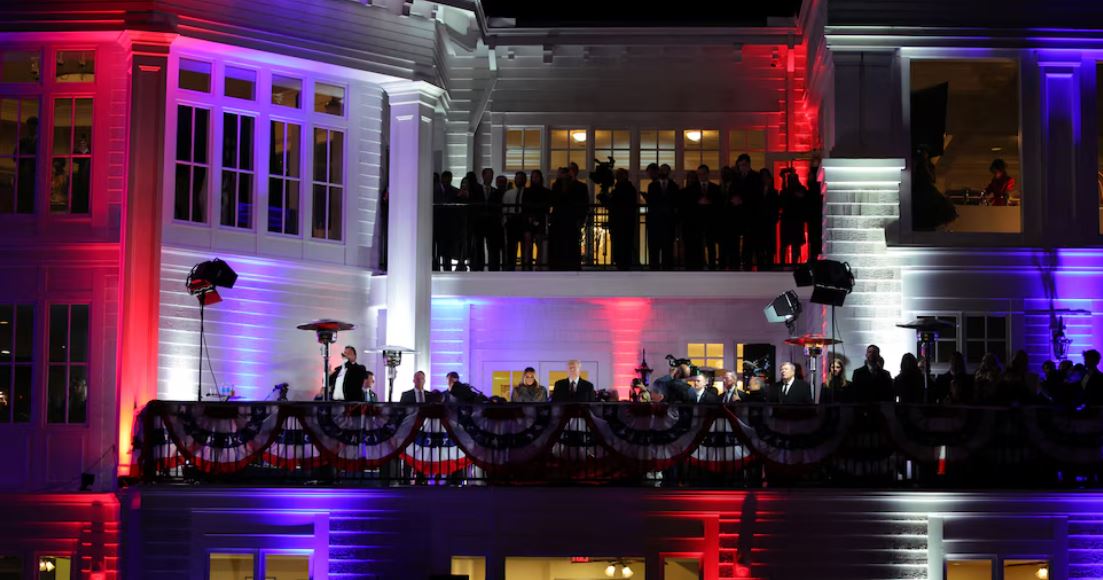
[384,81,445,398]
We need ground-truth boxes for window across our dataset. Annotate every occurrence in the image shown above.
[264,553,310,580]
[174,105,210,222]
[272,75,302,108]
[452,556,486,580]
[490,370,528,399]
[0,97,39,213]
[268,120,301,235]
[682,129,720,175]
[688,343,724,370]
[312,127,343,240]
[550,128,587,175]
[37,555,71,580]
[49,97,92,214]
[209,553,253,580]
[0,305,33,423]
[314,82,344,116]
[910,59,1021,233]
[1097,62,1103,235]
[1,49,41,83]
[639,129,676,169]
[1004,560,1049,580]
[946,559,992,580]
[55,50,94,83]
[964,314,1008,366]
[594,129,630,173]
[505,128,541,173]
[47,304,88,424]
[224,66,255,101]
[0,555,21,578]
[916,315,958,367]
[729,128,767,167]
[178,58,211,93]
[220,112,254,229]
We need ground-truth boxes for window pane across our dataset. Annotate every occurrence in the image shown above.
[0,555,20,578]
[312,184,326,239]
[38,555,72,579]
[209,553,254,580]
[911,59,1021,233]
[175,106,192,162]
[328,186,342,240]
[13,365,30,422]
[240,116,253,171]
[947,559,992,580]
[550,129,568,149]
[987,316,1006,338]
[222,113,239,168]
[0,305,11,359]
[71,157,89,214]
[69,305,88,363]
[506,129,523,149]
[1,50,41,83]
[0,370,10,422]
[328,130,344,184]
[49,158,69,212]
[56,50,95,82]
[286,179,300,235]
[224,66,256,100]
[193,166,208,222]
[179,58,211,93]
[1004,560,1048,580]
[315,82,345,116]
[49,305,68,361]
[264,554,310,580]
[269,121,284,176]
[286,123,300,178]
[594,129,612,150]
[268,177,284,233]
[175,165,190,220]
[47,365,66,423]
[313,128,327,182]
[68,365,87,423]
[1098,63,1103,235]
[237,173,252,228]
[966,316,984,338]
[193,108,209,163]
[966,340,986,364]
[53,99,72,155]
[272,75,302,108]
[74,99,92,154]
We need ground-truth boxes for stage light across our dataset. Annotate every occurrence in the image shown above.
[794,259,855,306]
[185,258,237,401]
[764,290,802,334]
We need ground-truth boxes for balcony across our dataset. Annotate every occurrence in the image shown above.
[131,401,1103,488]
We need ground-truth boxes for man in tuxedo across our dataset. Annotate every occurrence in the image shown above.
[444,371,486,404]
[400,371,437,403]
[644,163,678,270]
[770,362,814,404]
[551,359,596,402]
[690,373,721,404]
[328,346,369,401]
[850,344,894,402]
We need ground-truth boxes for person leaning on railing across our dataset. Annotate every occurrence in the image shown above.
[510,367,548,403]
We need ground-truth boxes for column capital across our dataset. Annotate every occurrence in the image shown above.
[382,80,450,113]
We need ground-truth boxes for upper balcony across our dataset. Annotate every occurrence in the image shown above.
[131,400,1103,489]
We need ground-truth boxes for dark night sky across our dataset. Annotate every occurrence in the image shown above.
[481,0,804,27]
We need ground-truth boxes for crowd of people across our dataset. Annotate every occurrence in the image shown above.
[431,154,825,272]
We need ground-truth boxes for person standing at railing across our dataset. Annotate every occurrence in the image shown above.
[548,165,588,271]
[681,169,705,269]
[851,345,894,403]
[893,353,926,404]
[502,171,527,271]
[697,165,723,270]
[756,168,780,271]
[435,172,459,271]
[806,154,824,263]
[690,373,721,404]
[600,168,639,271]
[779,168,807,266]
[936,352,974,405]
[483,173,508,272]
[400,371,438,403]
[464,171,488,271]
[725,154,761,271]
[444,371,487,404]
[510,367,548,402]
[769,362,814,404]
[643,163,678,270]
[521,169,551,270]
[327,345,369,402]
[551,359,596,402]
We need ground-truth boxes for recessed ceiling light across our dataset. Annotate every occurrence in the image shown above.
[685,130,702,143]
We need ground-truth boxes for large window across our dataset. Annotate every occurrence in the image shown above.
[209,551,312,580]
[220,112,254,229]
[37,555,72,580]
[312,127,344,241]
[964,314,1008,366]
[49,97,92,214]
[505,128,541,173]
[915,314,959,367]
[688,342,724,370]
[174,105,210,223]
[0,97,38,213]
[729,128,767,167]
[47,304,88,424]
[639,129,676,169]
[55,50,94,83]
[1,49,41,83]
[910,59,1021,233]
[0,304,33,423]
[268,120,301,235]
[682,129,720,175]
[550,128,587,175]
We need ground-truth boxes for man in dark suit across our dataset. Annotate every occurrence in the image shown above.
[850,344,895,402]
[769,361,814,404]
[444,371,487,404]
[690,373,721,404]
[643,163,678,270]
[551,359,596,402]
[399,371,438,403]
[650,364,694,403]
[327,346,369,401]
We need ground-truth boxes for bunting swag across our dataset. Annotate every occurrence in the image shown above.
[588,403,710,469]
[688,412,754,472]
[444,404,568,467]
[880,403,996,463]
[158,402,283,473]
[1023,406,1103,464]
[401,417,472,476]
[729,404,853,466]
[262,414,319,470]
[131,409,184,477]
[298,403,422,471]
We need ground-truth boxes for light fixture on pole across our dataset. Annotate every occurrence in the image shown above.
[764,290,802,335]
[297,319,355,401]
[897,318,956,404]
[185,259,237,402]
[378,345,415,402]
[635,349,654,386]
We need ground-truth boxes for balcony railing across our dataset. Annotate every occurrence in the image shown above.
[131,401,1103,488]
[429,203,799,272]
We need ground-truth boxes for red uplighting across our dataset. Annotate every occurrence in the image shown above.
[570,556,591,563]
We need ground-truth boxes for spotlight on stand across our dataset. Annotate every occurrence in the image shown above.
[764,290,802,335]
[185,259,237,402]
[794,259,855,307]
